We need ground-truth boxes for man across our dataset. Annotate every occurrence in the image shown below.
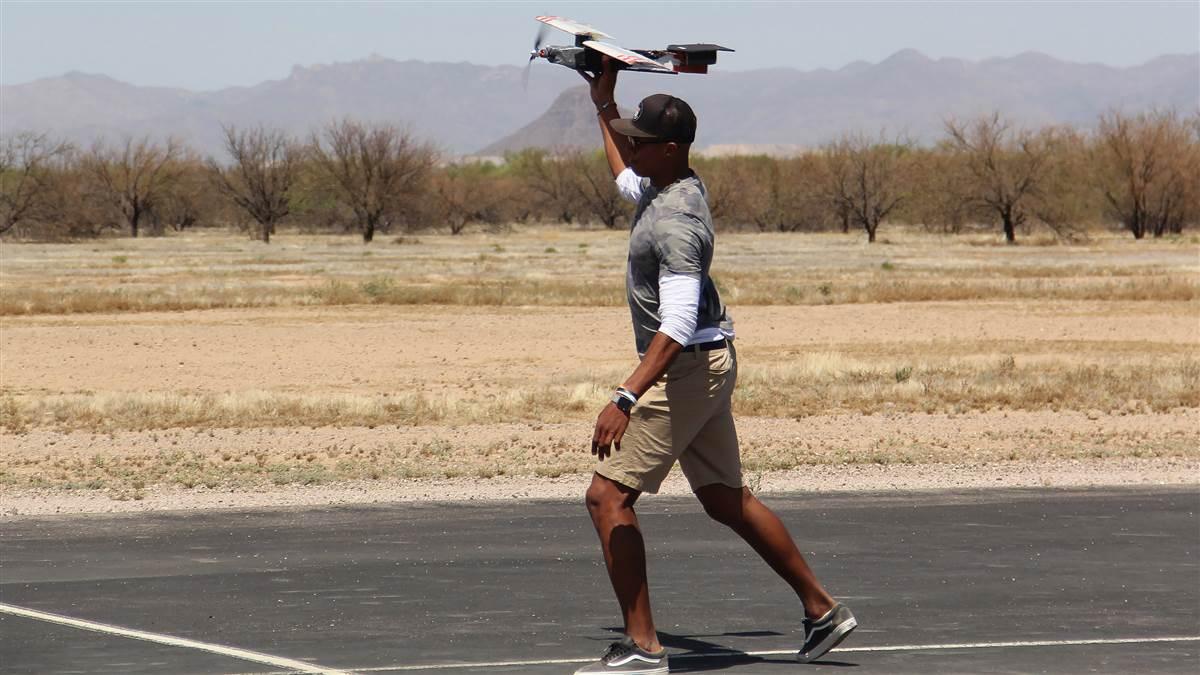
[573,59,857,675]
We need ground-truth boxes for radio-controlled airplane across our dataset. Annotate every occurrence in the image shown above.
[526,15,733,76]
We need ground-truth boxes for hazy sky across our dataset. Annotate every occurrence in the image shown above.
[2,1,1197,90]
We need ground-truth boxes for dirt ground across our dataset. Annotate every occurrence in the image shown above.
[3,454,1193,518]
[2,231,1197,514]
[3,300,1197,515]
[3,301,1194,396]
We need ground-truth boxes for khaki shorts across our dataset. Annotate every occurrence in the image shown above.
[595,342,742,494]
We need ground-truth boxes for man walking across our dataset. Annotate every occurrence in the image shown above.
[574,60,857,674]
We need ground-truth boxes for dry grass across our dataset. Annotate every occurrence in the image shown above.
[736,353,1199,416]
[0,388,592,432]
[3,275,1195,316]
[0,435,592,494]
[2,229,1197,493]
[3,353,1195,434]
[723,274,1198,305]
[1,229,1196,315]
[2,415,1195,496]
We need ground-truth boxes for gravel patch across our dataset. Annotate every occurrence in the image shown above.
[2,457,1194,519]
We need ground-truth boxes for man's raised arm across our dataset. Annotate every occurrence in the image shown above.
[580,57,632,180]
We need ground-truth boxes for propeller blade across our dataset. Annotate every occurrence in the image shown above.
[532,22,548,51]
[523,22,549,92]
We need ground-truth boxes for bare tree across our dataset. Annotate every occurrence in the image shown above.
[309,119,436,242]
[693,156,743,228]
[0,133,72,235]
[697,155,775,231]
[825,134,908,243]
[944,113,1054,244]
[901,147,974,234]
[506,148,579,224]
[149,154,217,233]
[1173,113,1200,235]
[207,125,299,243]
[1093,109,1195,239]
[1028,126,1096,242]
[562,149,630,229]
[700,154,835,232]
[823,155,854,234]
[431,169,474,235]
[775,154,835,232]
[81,136,182,238]
[431,162,509,235]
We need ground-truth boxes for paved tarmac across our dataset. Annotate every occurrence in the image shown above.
[1,486,1197,674]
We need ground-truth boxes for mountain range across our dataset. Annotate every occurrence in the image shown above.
[3,50,1196,157]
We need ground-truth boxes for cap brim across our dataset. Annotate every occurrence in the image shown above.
[609,118,660,139]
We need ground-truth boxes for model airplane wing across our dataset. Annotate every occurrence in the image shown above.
[582,40,676,74]
[535,16,612,40]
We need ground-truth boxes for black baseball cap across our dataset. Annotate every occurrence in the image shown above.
[610,94,697,144]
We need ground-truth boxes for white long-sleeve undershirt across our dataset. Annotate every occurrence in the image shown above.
[616,167,645,203]
[658,275,729,346]
[658,273,700,346]
[622,169,730,347]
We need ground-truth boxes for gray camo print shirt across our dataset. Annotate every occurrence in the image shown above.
[626,171,733,354]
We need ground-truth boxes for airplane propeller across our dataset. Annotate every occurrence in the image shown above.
[522,22,549,91]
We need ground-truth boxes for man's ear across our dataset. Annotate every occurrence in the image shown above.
[664,142,680,158]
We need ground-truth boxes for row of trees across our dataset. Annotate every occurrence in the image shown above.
[0,122,437,244]
[2,110,1197,244]
[698,110,1198,242]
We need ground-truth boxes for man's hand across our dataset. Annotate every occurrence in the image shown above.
[579,55,618,108]
[591,401,630,461]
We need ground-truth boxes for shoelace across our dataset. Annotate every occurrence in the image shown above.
[601,640,634,664]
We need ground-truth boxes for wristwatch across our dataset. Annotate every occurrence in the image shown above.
[611,387,637,414]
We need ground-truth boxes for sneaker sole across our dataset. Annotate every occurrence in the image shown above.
[796,617,858,663]
[575,659,669,674]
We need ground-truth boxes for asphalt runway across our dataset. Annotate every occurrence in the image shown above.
[2,486,1197,674]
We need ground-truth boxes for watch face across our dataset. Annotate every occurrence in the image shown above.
[612,393,633,413]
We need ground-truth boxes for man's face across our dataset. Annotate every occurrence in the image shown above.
[627,137,677,175]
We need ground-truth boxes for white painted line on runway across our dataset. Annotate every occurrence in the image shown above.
[335,635,1200,672]
[0,602,351,675]
[816,635,1200,654]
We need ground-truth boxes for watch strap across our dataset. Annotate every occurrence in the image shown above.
[611,391,635,414]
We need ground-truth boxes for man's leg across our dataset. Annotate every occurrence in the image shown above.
[694,483,836,620]
[584,472,662,652]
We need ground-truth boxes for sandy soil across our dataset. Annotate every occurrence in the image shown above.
[3,301,1196,517]
[2,410,1195,517]
[3,457,1194,519]
[3,301,1194,395]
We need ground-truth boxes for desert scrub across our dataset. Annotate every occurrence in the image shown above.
[1,231,1194,315]
[3,354,1196,433]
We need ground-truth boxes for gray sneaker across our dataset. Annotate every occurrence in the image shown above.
[574,636,669,674]
[796,603,857,663]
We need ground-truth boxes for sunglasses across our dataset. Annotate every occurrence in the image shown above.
[629,137,672,150]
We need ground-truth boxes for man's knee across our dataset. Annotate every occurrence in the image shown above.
[697,484,751,528]
[584,482,608,517]
[585,473,638,519]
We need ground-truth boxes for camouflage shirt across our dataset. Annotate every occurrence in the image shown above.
[624,170,733,354]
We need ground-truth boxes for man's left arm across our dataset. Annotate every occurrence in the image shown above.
[591,332,684,461]
[592,221,705,459]
[617,268,701,396]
